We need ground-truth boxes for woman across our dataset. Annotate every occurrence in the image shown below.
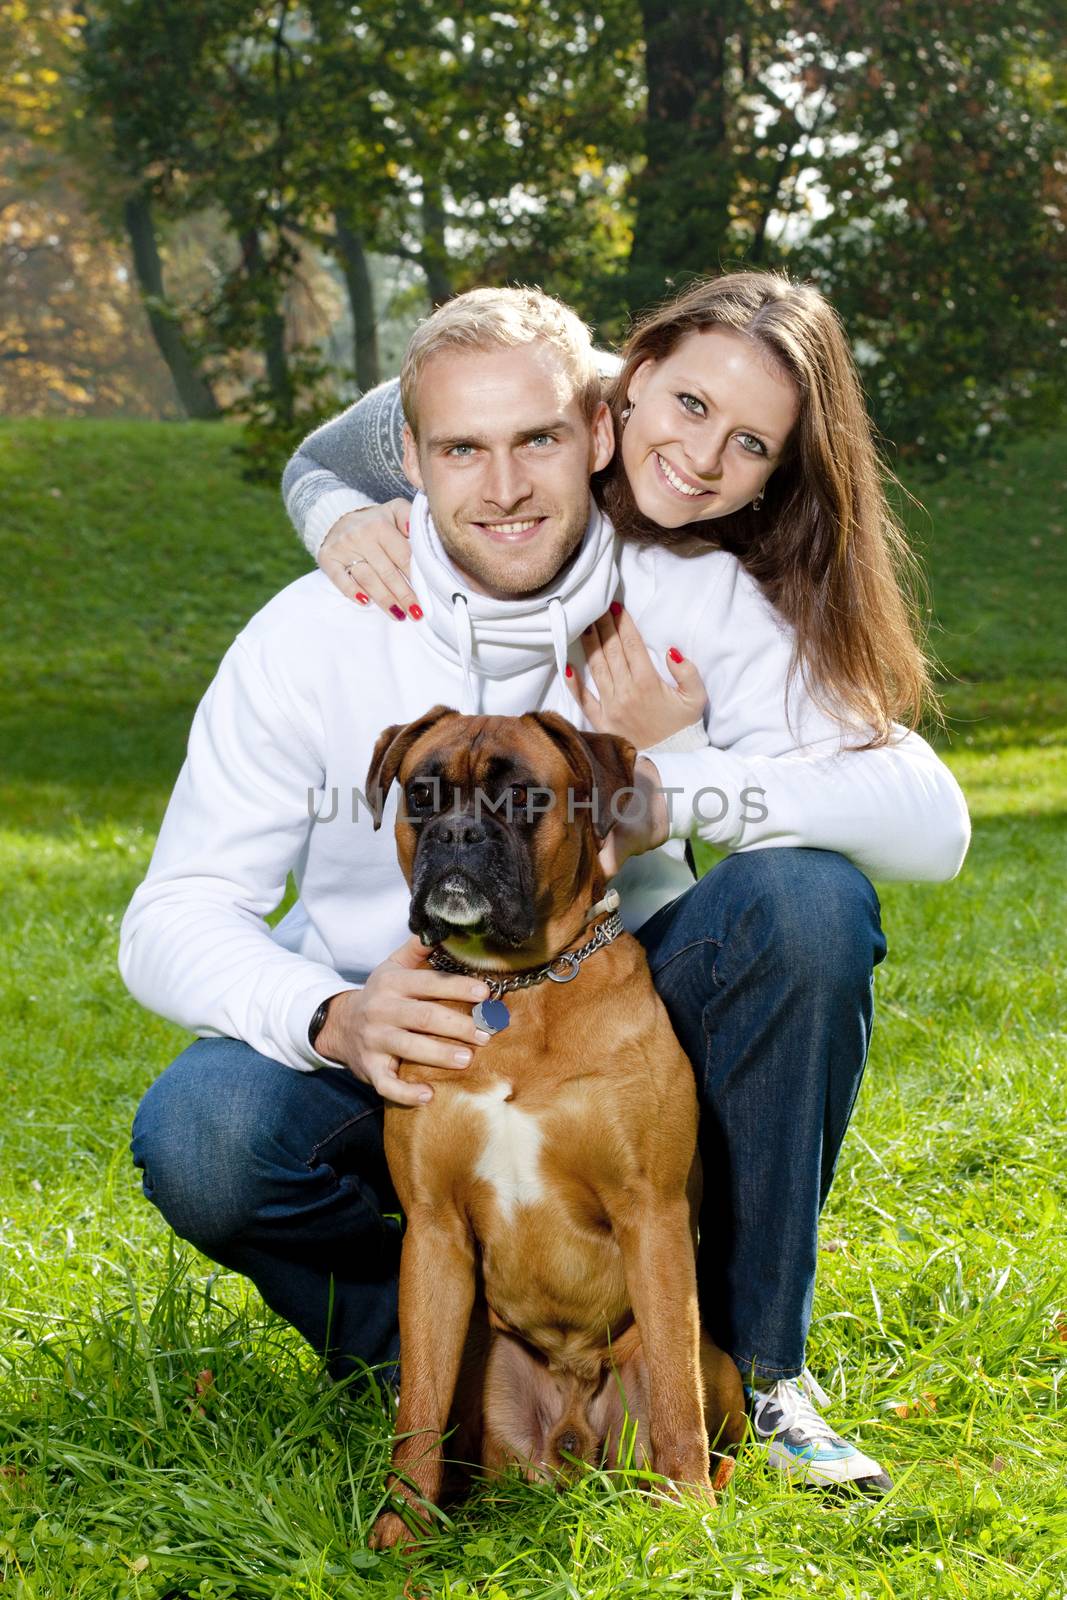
[280,272,969,1493]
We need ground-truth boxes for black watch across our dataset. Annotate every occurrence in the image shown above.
[308,998,333,1052]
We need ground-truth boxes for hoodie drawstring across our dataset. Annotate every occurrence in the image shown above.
[451,592,476,712]
[548,597,570,696]
[450,592,571,715]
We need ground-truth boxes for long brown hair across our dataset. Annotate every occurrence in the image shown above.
[599,272,937,746]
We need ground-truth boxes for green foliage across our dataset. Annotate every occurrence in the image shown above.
[5,3,1066,458]
[611,1,1066,455]
[68,0,645,435]
[77,0,316,417]
[1,416,1066,1595]
[790,0,1067,456]
[230,353,350,482]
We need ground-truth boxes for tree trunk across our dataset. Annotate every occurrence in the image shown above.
[626,1,737,310]
[420,181,454,306]
[333,211,380,390]
[239,226,292,423]
[122,190,220,419]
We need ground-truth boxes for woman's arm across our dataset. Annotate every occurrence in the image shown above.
[645,556,970,883]
[586,551,970,885]
[282,378,419,613]
[649,727,970,884]
[281,378,415,558]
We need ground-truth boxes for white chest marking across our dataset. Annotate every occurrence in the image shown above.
[468,1081,545,1219]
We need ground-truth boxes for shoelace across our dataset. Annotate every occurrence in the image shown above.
[755,1369,840,1446]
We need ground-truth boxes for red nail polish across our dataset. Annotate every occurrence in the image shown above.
[668,646,684,663]
[409,603,423,620]
[354,592,370,605]
[609,600,623,618]
[389,605,405,621]
[565,664,574,678]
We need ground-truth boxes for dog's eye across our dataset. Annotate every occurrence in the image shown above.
[509,784,529,811]
[406,779,439,813]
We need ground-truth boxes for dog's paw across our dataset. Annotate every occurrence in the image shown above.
[711,1455,736,1493]
[654,1470,716,1509]
[368,1511,414,1551]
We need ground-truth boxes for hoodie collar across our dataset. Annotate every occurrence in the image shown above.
[407,492,619,713]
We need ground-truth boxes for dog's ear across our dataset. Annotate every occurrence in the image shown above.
[526,711,637,841]
[364,705,458,830]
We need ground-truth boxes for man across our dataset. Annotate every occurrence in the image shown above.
[123,287,969,1495]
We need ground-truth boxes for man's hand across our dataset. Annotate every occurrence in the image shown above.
[597,756,669,879]
[314,936,492,1106]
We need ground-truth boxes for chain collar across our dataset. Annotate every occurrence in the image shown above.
[428,909,625,998]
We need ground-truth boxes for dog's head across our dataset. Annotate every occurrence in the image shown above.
[365,706,635,964]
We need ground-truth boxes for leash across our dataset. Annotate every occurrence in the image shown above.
[427,892,624,1036]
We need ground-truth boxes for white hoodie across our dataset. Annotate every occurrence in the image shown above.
[119,497,970,1072]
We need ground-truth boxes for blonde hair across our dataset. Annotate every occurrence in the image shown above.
[400,286,602,437]
[601,272,938,746]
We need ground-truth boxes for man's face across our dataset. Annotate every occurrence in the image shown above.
[402,342,614,599]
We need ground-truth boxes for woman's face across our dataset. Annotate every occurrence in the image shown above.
[620,326,800,528]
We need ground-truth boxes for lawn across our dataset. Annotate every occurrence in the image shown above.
[0,419,1064,1598]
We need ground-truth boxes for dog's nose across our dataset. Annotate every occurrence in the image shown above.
[432,813,487,847]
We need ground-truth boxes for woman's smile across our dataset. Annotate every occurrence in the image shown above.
[652,451,717,500]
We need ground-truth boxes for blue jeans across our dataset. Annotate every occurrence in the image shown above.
[131,848,885,1383]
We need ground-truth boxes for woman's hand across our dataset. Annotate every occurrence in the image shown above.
[567,602,707,749]
[318,499,419,619]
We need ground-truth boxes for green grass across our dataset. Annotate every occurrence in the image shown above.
[1,418,1065,1598]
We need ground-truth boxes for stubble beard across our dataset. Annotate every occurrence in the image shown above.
[435,499,592,599]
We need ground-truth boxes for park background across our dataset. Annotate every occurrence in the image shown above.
[1,3,1065,1596]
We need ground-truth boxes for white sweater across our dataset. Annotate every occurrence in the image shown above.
[119,498,970,1072]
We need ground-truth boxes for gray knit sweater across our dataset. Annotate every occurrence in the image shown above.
[282,380,414,557]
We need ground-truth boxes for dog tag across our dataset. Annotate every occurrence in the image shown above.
[473,998,510,1035]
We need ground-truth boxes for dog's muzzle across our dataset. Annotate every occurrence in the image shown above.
[409,808,535,947]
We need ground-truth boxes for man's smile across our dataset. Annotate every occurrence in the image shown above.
[470,515,550,544]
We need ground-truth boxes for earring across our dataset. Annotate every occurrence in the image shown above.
[621,404,633,422]
[752,490,764,511]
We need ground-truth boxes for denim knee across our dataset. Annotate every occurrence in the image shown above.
[708,847,886,998]
[132,1034,368,1252]
[132,1052,260,1251]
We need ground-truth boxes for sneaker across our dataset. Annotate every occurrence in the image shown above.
[745,1370,892,1495]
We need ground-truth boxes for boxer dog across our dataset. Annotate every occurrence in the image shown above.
[365,706,744,1548]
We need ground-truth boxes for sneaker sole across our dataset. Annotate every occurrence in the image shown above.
[762,1439,893,1495]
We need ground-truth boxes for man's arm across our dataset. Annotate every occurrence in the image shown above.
[119,637,358,1071]
[120,632,496,1090]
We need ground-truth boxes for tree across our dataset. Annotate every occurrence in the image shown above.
[0,133,181,415]
[286,1,643,325]
[790,0,1067,452]
[0,0,188,414]
[616,0,1066,451]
